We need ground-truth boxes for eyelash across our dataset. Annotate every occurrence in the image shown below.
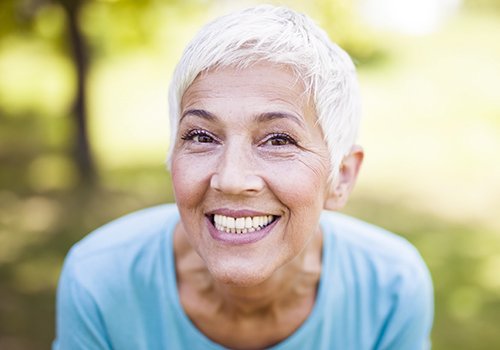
[180,129,298,147]
[180,129,217,143]
[263,133,298,146]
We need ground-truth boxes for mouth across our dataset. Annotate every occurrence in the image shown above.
[208,214,279,234]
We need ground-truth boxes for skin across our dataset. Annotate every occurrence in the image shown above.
[171,63,363,349]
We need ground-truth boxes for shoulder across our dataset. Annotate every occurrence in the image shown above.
[71,204,178,258]
[320,210,433,348]
[321,210,428,274]
[62,204,179,288]
[320,210,433,313]
[55,204,180,349]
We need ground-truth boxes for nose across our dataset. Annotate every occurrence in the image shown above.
[210,141,264,195]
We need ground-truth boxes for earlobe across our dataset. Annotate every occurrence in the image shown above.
[324,145,364,211]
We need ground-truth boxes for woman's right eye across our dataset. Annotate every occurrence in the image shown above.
[192,134,214,143]
[181,129,216,143]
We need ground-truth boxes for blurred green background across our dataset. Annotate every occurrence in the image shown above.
[1,0,499,349]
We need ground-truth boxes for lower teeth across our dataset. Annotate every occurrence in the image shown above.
[215,223,270,234]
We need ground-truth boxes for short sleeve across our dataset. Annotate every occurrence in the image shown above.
[53,254,111,350]
[375,262,434,350]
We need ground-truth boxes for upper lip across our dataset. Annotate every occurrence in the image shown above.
[206,208,278,218]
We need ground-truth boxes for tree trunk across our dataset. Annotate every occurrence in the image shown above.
[63,0,97,185]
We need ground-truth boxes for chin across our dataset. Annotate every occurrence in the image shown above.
[208,261,276,288]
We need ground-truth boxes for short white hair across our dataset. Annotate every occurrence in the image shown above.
[166,5,361,181]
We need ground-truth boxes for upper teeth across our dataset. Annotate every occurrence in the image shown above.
[213,214,275,234]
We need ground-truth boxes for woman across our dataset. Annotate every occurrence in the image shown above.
[54,5,433,350]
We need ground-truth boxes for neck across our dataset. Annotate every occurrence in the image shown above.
[215,251,318,316]
[174,228,323,318]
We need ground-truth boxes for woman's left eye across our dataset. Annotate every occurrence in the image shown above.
[263,133,297,146]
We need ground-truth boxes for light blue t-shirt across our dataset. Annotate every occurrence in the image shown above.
[53,204,433,350]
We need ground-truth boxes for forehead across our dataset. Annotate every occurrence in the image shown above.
[180,63,315,122]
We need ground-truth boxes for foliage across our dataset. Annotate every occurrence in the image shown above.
[464,0,500,12]
[1,0,500,349]
[309,0,387,65]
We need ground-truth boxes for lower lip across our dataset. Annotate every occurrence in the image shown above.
[206,216,279,245]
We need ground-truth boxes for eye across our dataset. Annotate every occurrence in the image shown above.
[181,129,217,143]
[193,134,214,143]
[263,133,297,146]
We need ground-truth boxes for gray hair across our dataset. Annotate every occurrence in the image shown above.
[166,5,361,181]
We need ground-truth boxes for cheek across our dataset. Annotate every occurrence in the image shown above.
[266,157,330,209]
[171,155,211,207]
[277,162,327,246]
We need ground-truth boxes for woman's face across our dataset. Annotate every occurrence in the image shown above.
[172,63,332,286]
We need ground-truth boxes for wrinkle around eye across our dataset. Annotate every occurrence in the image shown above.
[298,147,331,177]
[256,146,300,161]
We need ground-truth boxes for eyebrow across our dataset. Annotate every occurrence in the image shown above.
[180,109,306,128]
[180,109,217,122]
[255,112,306,128]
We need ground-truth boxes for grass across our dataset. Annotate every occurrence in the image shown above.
[0,6,499,350]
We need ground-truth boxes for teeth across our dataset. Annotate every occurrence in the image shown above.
[227,217,235,229]
[252,216,260,227]
[213,214,276,234]
[235,218,245,229]
[262,216,268,226]
[245,217,252,228]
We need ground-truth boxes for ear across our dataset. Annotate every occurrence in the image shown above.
[324,145,364,211]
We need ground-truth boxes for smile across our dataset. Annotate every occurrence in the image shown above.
[211,214,277,234]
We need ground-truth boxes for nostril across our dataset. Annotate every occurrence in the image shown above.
[210,172,265,195]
